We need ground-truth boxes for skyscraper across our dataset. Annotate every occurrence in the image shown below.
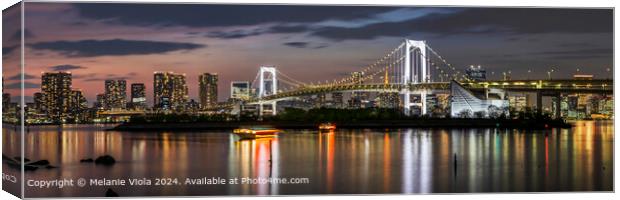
[153,71,188,110]
[130,83,147,109]
[68,90,88,121]
[332,92,343,108]
[104,79,127,110]
[33,92,45,113]
[377,92,400,108]
[508,94,528,112]
[350,71,368,108]
[199,73,218,108]
[41,71,72,122]
[465,65,487,81]
[230,81,250,101]
[95,93,106,110]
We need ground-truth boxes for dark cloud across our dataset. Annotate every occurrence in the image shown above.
[536,48,612,60]
[283,42,309,48]
[29,39,205,57]
[206,29,265,39]
[269,25,311,34]
[4,82,40,89]
[10,29,35,40]
[283,42,328,49]
[72,4,397,28]
[49,64,87,71]
[82,73,137,82]
[3,45,18,55]
[205,24,312,39]
[7,73,37,80]
[72,73,97,79]
[310,8,613,41]
[486,48,612,61]
[556,42,598,48]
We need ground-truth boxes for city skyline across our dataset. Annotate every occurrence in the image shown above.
[1,3,615,198]
[2,3,613,104]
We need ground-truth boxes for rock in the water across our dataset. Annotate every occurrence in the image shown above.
[95,155,116,166]
[28,160,50,166]
[45,165,57,169]
[105,188,119,197]
[80,158,94,163]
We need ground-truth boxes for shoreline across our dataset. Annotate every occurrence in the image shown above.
[108,118,572,131]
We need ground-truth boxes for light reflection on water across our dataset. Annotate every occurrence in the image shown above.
[1,121,613,197]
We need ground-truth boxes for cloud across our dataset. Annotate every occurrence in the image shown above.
[4,82,40,89]
[205,24,312,39]
[283,42,328,49]
[10,29,35,40]
[310,8,613,41]
[206,29,265,39]
[72,73,97,79]
[3,45,18,55]
[29,39,205,57]
[81,73,138,82]
[489,48,613,61]
[49,64,87,71]
[72,4,397,28]
[283,42,309,48]
[268,25,311,34]
[535,48,612,60]
[7,73,37,80]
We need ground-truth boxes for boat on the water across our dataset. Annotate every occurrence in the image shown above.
[233,128,280,139]
[318,123,336,131]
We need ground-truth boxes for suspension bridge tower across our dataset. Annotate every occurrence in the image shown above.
[257,66,278,116]
[401,39,430,116]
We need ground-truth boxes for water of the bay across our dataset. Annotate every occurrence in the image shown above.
[1,120,613,197]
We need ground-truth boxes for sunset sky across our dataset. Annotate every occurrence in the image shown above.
[2,3,613,104]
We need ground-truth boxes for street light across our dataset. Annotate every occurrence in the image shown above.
[606,68,611,79]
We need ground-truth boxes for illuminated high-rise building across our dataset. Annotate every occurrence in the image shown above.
[104,79,127,110]
[41,71,72,122]
[33,92,45,113]
[130,83,147,109]
[2,93,10,113]
[331,92,343,108]
[199,73,218,108]
[95,93,106,110]
[465,65,487,81]
[508,94,528,112]
[230,81,251,101]
[377,92,400,108]
[315,93,327,108]
[68,90,88,121]
[153,71,188,110]
[350,71,368,108]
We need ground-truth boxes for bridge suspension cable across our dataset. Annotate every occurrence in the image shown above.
[276,70,307,86]
[426,43,470,82]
